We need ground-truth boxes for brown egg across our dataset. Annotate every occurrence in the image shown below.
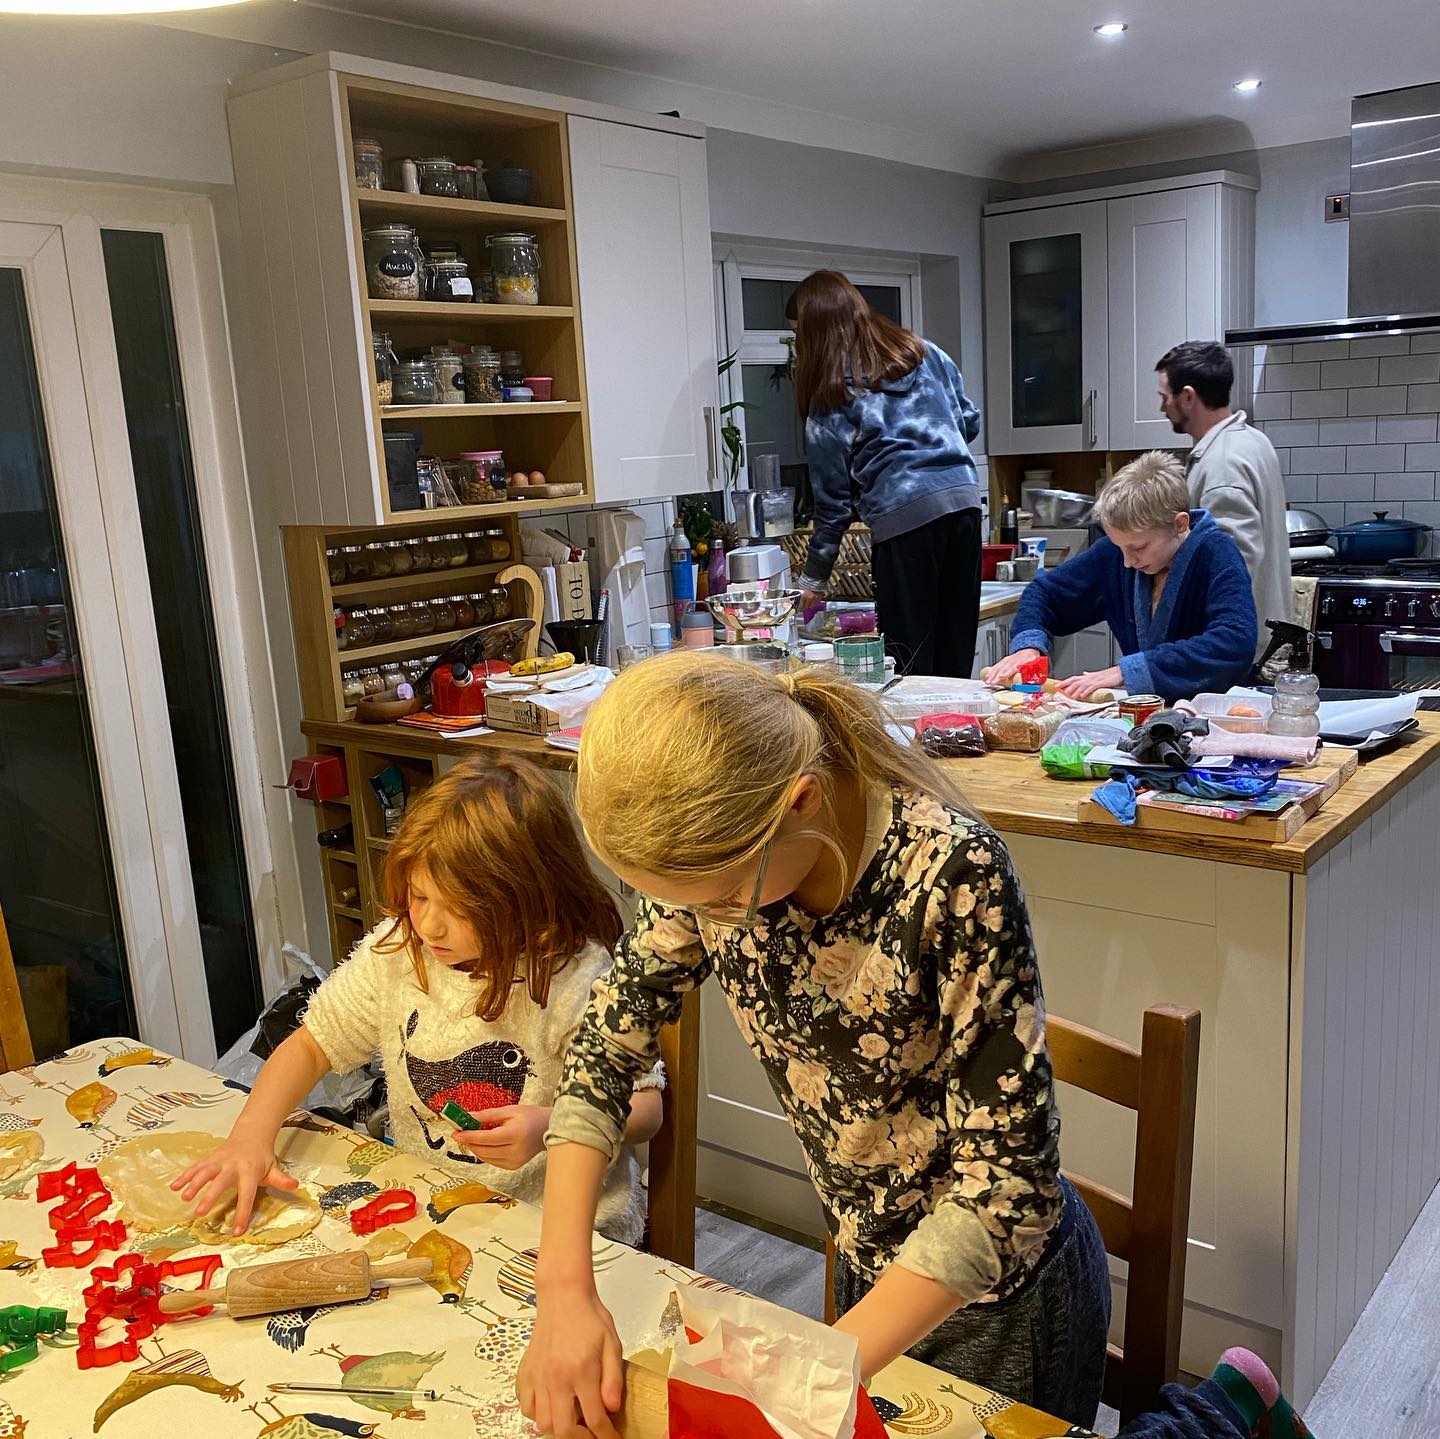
[512,471,528,487]
[528,470,546,485]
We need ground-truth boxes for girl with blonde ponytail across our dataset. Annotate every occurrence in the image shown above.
[518,653,1110,1437]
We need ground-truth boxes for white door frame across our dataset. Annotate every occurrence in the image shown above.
[0,174,296,1061]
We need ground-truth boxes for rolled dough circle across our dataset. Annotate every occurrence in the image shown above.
[99,1130,320,1245]
[0,1130,42,1182]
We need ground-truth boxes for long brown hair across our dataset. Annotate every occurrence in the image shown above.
[379,754,622,1021]
[787,270,926,417]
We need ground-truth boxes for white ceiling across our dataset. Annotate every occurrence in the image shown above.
[334,0,1440,176]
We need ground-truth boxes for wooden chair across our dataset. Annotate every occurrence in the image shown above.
[822,1004,1200,1426]
[0,900,35,1072]
[643,990,699,1266]
[1047,1004,1202,1422]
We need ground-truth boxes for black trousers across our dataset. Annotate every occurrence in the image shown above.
[871,506,982,678]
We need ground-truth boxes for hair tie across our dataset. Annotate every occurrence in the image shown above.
[777,670,798,698]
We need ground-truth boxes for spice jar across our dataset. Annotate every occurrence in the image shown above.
[353,137,385,190]
[470,590,492,625]
[430,348,466,403]
[392,358,437,406]
[407,534,434,572]
[366,541,395,579]
[417,156,460,197]
[364,225,424,301]
[360,666,386,697]
[387,538,413,576]
[486,232,541,305]
[379,662,406,697]
[342,545,371,583]
[391,601,418,639]
[369,605,397,644]
[485,527,512,562]
[452,591,476,628]
[341,669,366,705]
[488,585,513,621]
[462,349,502,405]
[410,600,437,636]
[463,530,490,565]
[427,257,474,304]
[499,350,525,389]
[445,532,471,567]
[345,608,376,649]
[326,547,347,585]
[430,594,458,631]
[372,331,397,405]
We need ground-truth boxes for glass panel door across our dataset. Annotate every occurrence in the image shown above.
[1009,233,1083,430]
[0,264,136,1059]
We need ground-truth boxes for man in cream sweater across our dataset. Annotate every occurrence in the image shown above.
[1157,340,1290,655]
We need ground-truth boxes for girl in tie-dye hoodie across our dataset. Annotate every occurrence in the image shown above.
[788,270,983,678]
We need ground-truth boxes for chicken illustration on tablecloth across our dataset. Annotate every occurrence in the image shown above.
[309,1346,444,1421]
[247,1397,387,1439]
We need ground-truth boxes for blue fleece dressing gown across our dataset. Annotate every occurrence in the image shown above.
[1006,510,1258,700]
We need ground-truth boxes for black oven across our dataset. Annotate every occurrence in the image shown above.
[1315,580,1440,690]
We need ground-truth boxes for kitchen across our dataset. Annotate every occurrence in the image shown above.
[3,4,1440,1437]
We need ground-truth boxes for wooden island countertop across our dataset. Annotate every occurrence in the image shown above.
[301,711,1440,874]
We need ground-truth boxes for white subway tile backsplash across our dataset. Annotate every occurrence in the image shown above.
[1406,442,1440,471]
[1347,443,1406,472]
[1310,501,1348,527]
[1318,474,1376,502]
[1376,472,1436,502]
[1401,501,1440,525]
[1347,336,1412,358]
[1291,339,1351,361]
[642,536,668,575]
[1288,445,1347,474]
[1380,353,1440,386]
[1411,334,1440,354]
[639,502,671,541]
[645,572,671,610]
[1378,415,1439,444]
[1409,384,1440,413]
[1256,344,1293,365]
[1291,389,1349,419]
[1320,358,1380,388]
[1251,391,1292,420]
[1317,417,1378,445]
[1276,447,1290,476]
[1347,386,1410,416]
[1261,419,1320,446]
[1261,362,1322,392]
[1284,474,1319,503]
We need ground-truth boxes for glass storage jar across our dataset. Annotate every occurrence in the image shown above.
[487,585,513,621]
[364,224,424,301]
[470,590,492,625]
[459,451,504,506]
[341,669,366,705]
[379,662,406,697]
[390,601,418,639]
[391,358,437,406]
[342,545,371,583]
[410,600,437,636]
[452,592,476,628]
[429,348,466,403]
[369,606,397,644]
[499,350,525,388]
[486,232,540,306]
[442,532,470,567]
[463,530,490,565]
[407,534,434,572]
[366,541,395,579]
[345,608,376,649]
[353,137,385,190]
[372,331,397,405]
[462,349,502,405]
[386,538,413,576]
[417,156,460,197]
[430,594,458,631]
[426,258,473,303]
[326,547,346,585]
[485,527,512,562]
[360,666,386,697]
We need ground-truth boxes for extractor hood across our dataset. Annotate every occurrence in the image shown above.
[1226,81,1440,346]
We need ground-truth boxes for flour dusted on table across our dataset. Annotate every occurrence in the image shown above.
[302,927,658,1245]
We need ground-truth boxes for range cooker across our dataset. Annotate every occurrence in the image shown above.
[1298,559,1440,691]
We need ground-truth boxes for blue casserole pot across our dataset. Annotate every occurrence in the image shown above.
[1331,510,1432,563]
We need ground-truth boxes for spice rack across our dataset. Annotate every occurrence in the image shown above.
[283,513,544,721]
[228,67,595,526]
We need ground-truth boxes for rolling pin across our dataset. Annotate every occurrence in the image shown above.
[158,1251,434,1318]
[616,1360,669,1439]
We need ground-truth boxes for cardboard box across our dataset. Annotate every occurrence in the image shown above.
[484,692,562,736]
[556,560,591,621]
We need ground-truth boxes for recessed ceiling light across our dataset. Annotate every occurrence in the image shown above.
[1093,22,1128,37]
[1234,78,1263,92]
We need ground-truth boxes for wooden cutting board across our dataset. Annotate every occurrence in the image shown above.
[1078,746,1359,842]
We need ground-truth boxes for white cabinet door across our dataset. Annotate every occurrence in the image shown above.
[568,117,718,503]
[1106,185,1220,452]
[983,201,1109,455]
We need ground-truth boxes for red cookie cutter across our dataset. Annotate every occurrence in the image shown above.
[47,1189,110,1233]
[41,1220,127,1269]
[37,1164,106,1203]
[350,1188,416,1235]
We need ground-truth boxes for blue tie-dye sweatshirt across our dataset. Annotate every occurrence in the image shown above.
[801,342,982,587]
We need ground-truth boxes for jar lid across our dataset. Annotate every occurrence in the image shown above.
[364,223,417,238]
[486,231,537,244]
[418,155,457,166]
[353,136,384,151]
[341,544,362,551]
[430,259,469,271]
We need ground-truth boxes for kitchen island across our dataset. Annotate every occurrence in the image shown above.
[298,711,1440,1404]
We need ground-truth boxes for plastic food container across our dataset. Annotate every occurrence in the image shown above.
[1184,693,1274,733]
[523,375,553,402]
[882,677,997,725]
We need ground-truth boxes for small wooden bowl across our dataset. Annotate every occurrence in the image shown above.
[354,695,422,724]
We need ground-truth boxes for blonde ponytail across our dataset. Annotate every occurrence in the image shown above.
[576,652,970,881]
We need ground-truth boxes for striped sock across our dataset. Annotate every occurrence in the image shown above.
[1212,1348,1312,1438]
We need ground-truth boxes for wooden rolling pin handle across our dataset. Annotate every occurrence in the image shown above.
[616,1360,669,1439]
[370,1256,436,1283]
[159,1287,226,1314]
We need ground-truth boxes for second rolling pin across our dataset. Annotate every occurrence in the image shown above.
[158,1251,434,1319]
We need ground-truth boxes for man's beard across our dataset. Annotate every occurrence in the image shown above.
[1167,414,1187,434]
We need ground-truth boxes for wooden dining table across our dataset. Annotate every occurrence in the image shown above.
[0,1041,1096,1439]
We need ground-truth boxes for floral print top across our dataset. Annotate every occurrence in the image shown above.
[548,789,1063,1305]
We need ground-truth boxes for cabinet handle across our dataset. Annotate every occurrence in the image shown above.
[703,405,718,486]
[1084,389,1097,449]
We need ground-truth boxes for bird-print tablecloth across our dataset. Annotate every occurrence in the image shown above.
[0,1041,1097,1439]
